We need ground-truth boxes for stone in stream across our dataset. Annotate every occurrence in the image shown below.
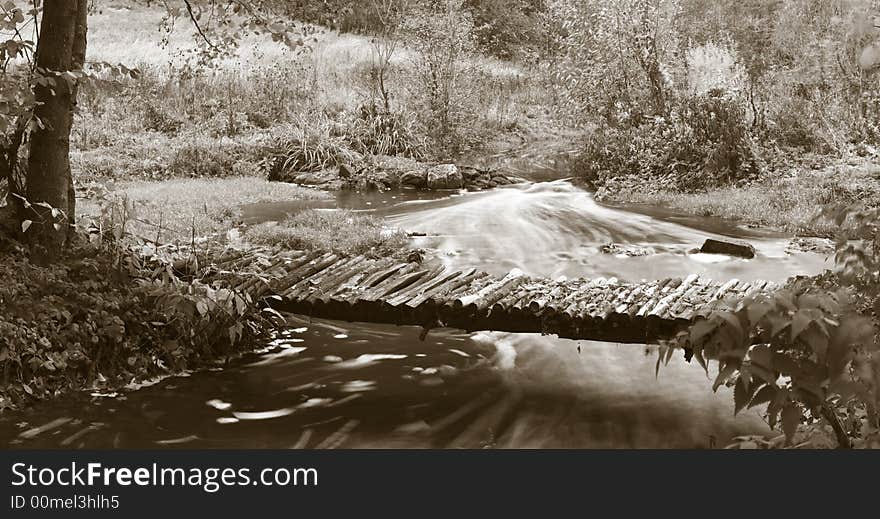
[338,163,356,178]
[600,243,655,257]
[426,164,463,189]
[699,238,756,259]
[400,169,427,188]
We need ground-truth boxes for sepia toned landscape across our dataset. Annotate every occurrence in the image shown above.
[1,0,879,450]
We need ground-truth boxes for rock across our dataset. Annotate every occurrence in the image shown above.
[354,171,392,191]
[459,166,484,181]
[400,169,427,188]
[699,238,756,259]
[338,163,356,179]
[293,170,336,186]
[426,164,463,190]
[491,175,512,185]
[786,237,835,255]
[600,243,655,257]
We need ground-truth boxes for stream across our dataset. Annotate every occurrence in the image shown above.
[0,180,831,449]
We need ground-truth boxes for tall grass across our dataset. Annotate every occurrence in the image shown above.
[73,4,559,185]
[244,209,407,256]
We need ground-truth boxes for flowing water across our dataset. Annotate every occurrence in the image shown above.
[0,180,831,449]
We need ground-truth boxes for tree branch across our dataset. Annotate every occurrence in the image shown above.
[182,0,220,51]
[821,403,852,449]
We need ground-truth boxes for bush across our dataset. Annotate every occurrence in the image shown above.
[259,121,360,180]
[346,104,427,159]
[402,0,481,157]
[575,91,762,191]
[0,243,275,409]
[168,142,239,178]
[142,104,184,135]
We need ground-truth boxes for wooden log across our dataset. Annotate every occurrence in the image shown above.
[241,249,323,293]
[406,268,475,308]
[472,272,527,312]
[385,263,449,307]
[456,269,525,309]
[512,284,548,312]
[668,281,705,317]
[286,255,360,300]
[306,255,374,303]
[529,283,569,313]
[360,265,428,302]
[712,278,740,301]
[278,253,339,297]
[441,273,493,306]
[360,261,411,288]
[298,255,370,303]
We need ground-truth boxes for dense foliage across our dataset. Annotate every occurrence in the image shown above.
[555,0,880,190]
[659,206,880,448]
[575,90,762,190]
[0,236,283,410]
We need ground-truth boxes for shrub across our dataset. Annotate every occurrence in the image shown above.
[0,243,278,409]
[661,205,880,449]
[402,0,481,157]
[346,104,427,159]
[259,121,360,180]
[575,91,762,191]
[168,142,239,178]
[142,104,184,135]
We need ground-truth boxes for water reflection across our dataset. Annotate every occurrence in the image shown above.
[0,316,769,449]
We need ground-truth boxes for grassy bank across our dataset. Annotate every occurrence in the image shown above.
[78,177,329,244]
[72,4,565,193]
[596,161,880,237]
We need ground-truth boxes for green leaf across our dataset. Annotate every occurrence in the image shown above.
[767,389,788,429]
[768,315,790,338]
[772,352,802,378]
[716,310,742,333]
[801,327,828,362]
[20,219,31,232]
[746,301,772,326]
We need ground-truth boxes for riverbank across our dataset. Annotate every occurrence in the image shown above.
[592,158,880,238]
[0,175,413,412]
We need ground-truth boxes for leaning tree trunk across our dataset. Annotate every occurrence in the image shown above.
[25,0,87,256]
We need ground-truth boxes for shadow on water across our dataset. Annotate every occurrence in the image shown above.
[1,180,829,449]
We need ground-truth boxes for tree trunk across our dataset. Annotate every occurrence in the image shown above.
[25,0,87,256]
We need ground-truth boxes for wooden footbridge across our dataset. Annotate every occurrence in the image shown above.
[206,248,777,344]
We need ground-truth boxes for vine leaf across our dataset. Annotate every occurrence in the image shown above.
[748,384,775,409]
[790,310,811,341]
[781,402,802,445]
[713,362,737,392]
[734,377,749,414]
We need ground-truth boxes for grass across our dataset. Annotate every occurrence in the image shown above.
[78,177,329,243]
[70,2,564,190]
[244,209,408,257]
[602,164,880,237]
